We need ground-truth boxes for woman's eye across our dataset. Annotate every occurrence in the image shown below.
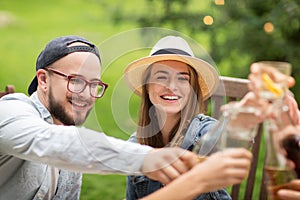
[178,76,189,81]
[156,76,167,80]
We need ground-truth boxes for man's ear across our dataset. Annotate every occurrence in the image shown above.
[36,69,48,92]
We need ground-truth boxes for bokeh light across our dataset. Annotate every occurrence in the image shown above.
[203,15,214,25]
[215,0,225,5]
[264,22,274,33]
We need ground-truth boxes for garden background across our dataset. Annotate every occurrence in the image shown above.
[0,0,299,199]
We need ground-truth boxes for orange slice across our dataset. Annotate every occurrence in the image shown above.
[261,73,283,97]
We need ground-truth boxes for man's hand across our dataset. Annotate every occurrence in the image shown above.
[141,147,198,185]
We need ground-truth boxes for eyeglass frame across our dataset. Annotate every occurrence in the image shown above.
[44,68,108,98]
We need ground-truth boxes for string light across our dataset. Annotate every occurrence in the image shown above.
[264,22,274,33]
[203,15,214,25]
[215,0,225,5]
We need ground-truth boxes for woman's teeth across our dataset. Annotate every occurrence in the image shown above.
[161,95,179,100]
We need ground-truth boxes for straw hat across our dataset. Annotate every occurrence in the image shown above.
[124,36,219,100]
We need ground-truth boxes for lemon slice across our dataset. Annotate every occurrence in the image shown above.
[261,73,283,97]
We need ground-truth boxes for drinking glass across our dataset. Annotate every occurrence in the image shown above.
[255,61,298,200]
[255,61,291,100]
[193,102,259,156]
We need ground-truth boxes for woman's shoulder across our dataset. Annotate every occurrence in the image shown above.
[188,114,217,133]
[194,113,215,120]
[193,113,217,123]
[181,114,218,150]
[189,114,217,131]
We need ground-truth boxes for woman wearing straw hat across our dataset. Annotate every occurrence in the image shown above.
[124,36,250,200]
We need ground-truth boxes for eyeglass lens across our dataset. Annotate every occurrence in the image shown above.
[68,77,105,98]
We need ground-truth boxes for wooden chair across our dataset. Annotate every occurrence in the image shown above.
[0,85,15,98]
[205,76,267,200]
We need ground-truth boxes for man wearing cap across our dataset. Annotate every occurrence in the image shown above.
[0,35,199,200]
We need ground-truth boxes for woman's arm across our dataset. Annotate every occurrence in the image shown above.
[141,148,252,200]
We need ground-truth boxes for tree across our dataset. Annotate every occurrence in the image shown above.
[112,0,300,103]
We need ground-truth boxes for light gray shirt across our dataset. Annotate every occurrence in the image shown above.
[0,92,152,200]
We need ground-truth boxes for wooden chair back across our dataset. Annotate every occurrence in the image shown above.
[205,76,266,200]
[0,85,15,98]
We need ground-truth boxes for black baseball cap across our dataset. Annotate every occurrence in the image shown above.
[28,35,101,95]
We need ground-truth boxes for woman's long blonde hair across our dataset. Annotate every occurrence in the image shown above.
[136,62,205,148]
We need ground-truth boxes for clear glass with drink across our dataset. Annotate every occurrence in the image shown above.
[264,123,298,200]
[256,61,298,200]
[255,61,292,101]
[193,102,258,156]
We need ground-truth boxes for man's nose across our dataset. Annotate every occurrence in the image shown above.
[78,84,91,98]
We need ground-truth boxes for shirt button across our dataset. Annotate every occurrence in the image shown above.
[45,117,52,123]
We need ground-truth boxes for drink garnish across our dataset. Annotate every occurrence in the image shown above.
[262,73,283,97]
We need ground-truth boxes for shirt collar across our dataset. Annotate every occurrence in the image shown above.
[30,92,54,124]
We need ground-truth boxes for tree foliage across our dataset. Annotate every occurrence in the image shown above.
[112,0,300,103]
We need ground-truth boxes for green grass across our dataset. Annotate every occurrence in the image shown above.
[81,174,126,200]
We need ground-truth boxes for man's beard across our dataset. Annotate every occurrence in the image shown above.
[48,89,91,126]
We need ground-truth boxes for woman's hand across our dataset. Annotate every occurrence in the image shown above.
[221,92,270,130]
[141,148,252,200]
[277,179,300,200]
[248,62,295,96]
[190,148,252,193]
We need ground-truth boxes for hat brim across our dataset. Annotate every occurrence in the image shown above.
[124,54,220,100]
[28,76,38,95]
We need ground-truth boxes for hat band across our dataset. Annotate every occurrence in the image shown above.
[68,46,100,59]
[151,48,191,56]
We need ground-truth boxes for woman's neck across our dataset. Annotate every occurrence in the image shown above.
[157,112,181,145]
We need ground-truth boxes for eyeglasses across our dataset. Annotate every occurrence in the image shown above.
[45,68,108,98]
